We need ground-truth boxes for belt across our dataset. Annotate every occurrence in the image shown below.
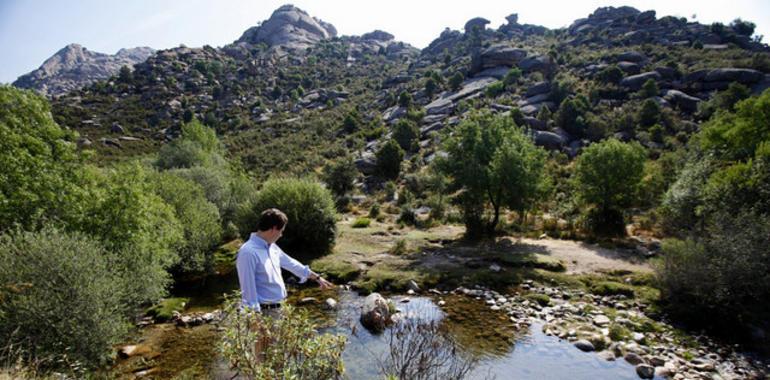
[260,303,282,310]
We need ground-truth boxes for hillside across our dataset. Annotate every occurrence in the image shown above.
[37,6,768,181]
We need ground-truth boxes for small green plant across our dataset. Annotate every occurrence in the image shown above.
[352,217,371,228]
[590,281,635,297]
[390,239,407,255]
[524,293,551,306]
[220,293,346,379]
[368,203,381,219]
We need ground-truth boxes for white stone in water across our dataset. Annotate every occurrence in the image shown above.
[489,264,502,272]
[437,300,446,306]
[633,332,645,342]
[485,299,496,306]
[497,297,507,304]
[325,298,338,309]
[406,289,415,295]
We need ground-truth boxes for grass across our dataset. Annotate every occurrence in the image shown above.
[351,217,371,228]
[590,281,636,297]
[524,293,551,306]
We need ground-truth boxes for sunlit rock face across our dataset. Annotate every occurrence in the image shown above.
[13,44,154,96]
[236,4,337,51]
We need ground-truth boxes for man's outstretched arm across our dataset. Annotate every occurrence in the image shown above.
[277,246,334,289]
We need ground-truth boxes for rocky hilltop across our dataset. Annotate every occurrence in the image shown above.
[235,4,337,51]
[13,44,154,96]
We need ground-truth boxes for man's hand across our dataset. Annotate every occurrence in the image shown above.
[311,273,334,290]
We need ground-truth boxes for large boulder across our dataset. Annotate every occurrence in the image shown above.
[620,71,661,90]
[478,45,527,69]
[464,17,490,34]
[518,55,555,74]
[360,293,391,333]
[534,131,566,150]
[616,51,646,63]
[703,68,764,83]
[664,90,701,112]
[526,81,551,97]
[236,5,336,50]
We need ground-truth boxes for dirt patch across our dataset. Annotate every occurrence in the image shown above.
[500,237,652,274]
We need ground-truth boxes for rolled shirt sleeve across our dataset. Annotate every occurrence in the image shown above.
[236,250,261,312]
[276,245,313,283]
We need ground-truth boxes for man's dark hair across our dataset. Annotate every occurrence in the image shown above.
[257,208,288,231]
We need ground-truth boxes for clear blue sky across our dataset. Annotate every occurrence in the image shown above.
[2,0,769,84]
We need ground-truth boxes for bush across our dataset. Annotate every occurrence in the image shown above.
[449,72,464,91]
[503,67,522,85]
[238,177,336,260]
[151,172,222,273]
[638,99,661,128]
[220,296,346,380]
[596,65,623,84]
[697,82,750,119]
[156,119,225,170]
[398,91,412,108]
[376,139,404,180]
[524,293,551,306]
[352,217,371,228]
[0,86,86,232]
[655,210,770,325]
[368,203,381,219]
[574,139,646,235]
[392,119,420,152]
[639,79,659,98]
[323,157,358,197]
[0,228,129,368]
[485,81,505,97]
[79,164,184,305]
[555,96,590,137]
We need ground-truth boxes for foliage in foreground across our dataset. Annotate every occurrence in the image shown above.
[238,177,337,260]
[220,294,346,380]
[0,227,129,369]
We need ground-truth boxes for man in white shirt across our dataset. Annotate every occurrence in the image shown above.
[236,208,333,316]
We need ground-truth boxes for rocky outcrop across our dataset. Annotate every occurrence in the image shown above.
[464,17,490,34]
[567,6,768,51]
[13,44,154,96]
[236,5,337,51]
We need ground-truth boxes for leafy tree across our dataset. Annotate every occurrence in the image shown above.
[437,112,547,235]
[596,65,623,84]
[322,157,358,197]
[342,110,360,133]
[156,119,225,170]
[0,227,130,368]
[485,81,505,97]
[555,95,590,137]
[118,65,133,84]
[638,98,661,128]
[375,139,405,180]
[151,172,222,274]
[0,86,87,232]
[425,77,438,98]
[574,139,646,235]
[640,79,659,98]
[392,119,420,152]
[449,72,464,91]
[697,82,751,120]
[700,89,770,161]
[238,177,336,260]
[730,18,756,36]
[398,91,412,108]
[79,164,184,305]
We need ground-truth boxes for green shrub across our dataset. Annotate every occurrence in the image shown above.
[485,81,505,97]
[398,91,412,108]
[352,217,371,228]
[368,203,381,219]
[590,281,635,297]
[656,210,770,325]
[638,99,661,128]
[238,177,336,260]
[376,139,404,180]
[79,164,184,305]
[555,96,590,137]
[503,68,522,85]
[151,172,222,273]
[156,119,225,170]
[392,119,420,152]
[390,239,408,255]
[449,72,464,91]
[0,86,87,232]
[596,65,623,84]
[639,79,660,98]
[0,228,129,368]
[221,295,346,379]
[608,324,631,341]
[323,157,358,197]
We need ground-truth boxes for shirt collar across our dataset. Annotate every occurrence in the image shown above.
[249,233,270,250]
